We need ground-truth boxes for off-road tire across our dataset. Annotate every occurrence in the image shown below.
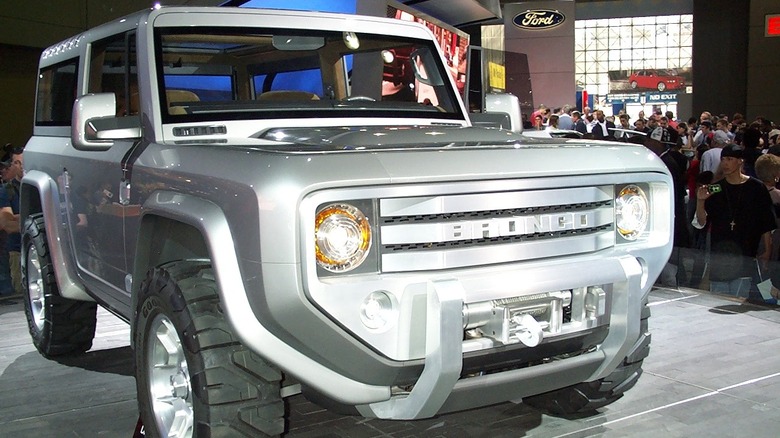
[135,260,284,438]
[524,303,651,414]
[22,214,97,357]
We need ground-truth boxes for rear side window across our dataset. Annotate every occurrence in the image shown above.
[35,59,78,126]
[88,32,138,116]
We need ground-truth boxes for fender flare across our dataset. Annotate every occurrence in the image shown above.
[137,191,391,405]
[21,171,92,301]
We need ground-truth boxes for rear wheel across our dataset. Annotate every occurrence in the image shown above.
[657,82,667,92]
[22,214,97,357]
[135,260,284,438]
[524,304,651,414]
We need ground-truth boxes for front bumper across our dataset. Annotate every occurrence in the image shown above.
[356,254,644,419]
[233,250,650,420]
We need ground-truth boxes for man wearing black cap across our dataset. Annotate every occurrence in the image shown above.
[694,143,777,298]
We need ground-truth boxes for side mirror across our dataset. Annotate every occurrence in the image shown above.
[72,93,141,151]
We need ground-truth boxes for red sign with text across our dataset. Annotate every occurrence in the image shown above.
[767,15,780,37]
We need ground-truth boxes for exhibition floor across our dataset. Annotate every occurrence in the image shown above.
[1,287,780,437]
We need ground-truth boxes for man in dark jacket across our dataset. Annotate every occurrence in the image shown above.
[591,109,615,140]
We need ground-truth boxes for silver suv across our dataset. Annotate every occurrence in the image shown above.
[20,7,673,437]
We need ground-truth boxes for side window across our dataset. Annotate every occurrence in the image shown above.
[35,59,78,126]
[89,32,138,116]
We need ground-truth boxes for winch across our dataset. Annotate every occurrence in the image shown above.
[462,286,607,347]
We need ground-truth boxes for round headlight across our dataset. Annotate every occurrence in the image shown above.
[315,203,371,272]
[615,185,649,241]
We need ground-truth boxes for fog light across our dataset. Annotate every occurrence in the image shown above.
[360,291,395,330]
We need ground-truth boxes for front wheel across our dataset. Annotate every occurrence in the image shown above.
[135,261,284,438]
[657,82,667,92]
[22,214,97,357]
[524,304,651,414]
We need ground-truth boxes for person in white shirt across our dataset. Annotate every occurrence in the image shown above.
[700,130,731,174]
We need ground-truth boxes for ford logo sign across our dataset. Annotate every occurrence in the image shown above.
[513,10,566,30]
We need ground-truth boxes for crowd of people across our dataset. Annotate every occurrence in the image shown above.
[530,104,780,302]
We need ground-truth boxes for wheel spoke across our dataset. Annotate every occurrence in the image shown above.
[26,245,46,331]
[147,314,193,438]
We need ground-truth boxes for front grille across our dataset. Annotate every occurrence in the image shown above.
[378,186,616,272]
[384,223,612,252]
[380,200,612,225]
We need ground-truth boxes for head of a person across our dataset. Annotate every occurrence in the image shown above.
[719,143,744,176]
[634,119,646,131]
[700,111,712,123]
[700,120,713,132]
[677,122,688,135]
[755,153,780,185]
[534,114,543,126]
[647,115,659,128]
[769,129,780,145]
[665,110,674,121]
[712,130,730,148]
[6,147,22,181]
[0,161,11,183]
[548,114,559,127]
[595,110,605,122]
[659,116,669,128]
[572,110,581,121]
[619,114,630,126]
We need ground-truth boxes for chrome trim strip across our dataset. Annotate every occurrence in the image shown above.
[379,186,612,217]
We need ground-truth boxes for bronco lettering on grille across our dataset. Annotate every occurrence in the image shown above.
[445,212,594,240]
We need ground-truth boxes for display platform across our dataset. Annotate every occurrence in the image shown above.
[1,287,780,437]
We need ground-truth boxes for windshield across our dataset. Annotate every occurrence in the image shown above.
[154,28,463,123]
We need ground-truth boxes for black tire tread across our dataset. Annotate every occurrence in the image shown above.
[22,214,96,357]
[136,261,284,438]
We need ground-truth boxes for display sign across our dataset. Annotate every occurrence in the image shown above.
[767,15,780,37]
[488,62,506,90]
[645,92,679,103]
[606,93,641,104]
[512,10,566,30]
